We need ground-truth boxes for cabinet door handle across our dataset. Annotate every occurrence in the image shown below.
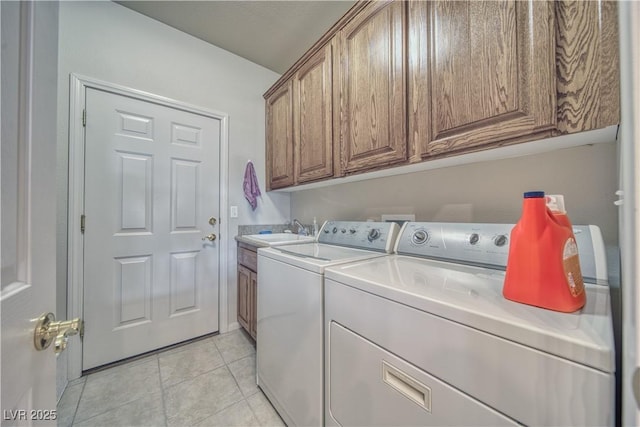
[382,361,431,412]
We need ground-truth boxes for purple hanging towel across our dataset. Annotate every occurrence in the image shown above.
[243,161,261,210]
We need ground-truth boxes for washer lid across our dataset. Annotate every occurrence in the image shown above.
[325,255,615,373]
[258,243,389,273]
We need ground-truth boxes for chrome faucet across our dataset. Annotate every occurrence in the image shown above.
[292,219,308,236]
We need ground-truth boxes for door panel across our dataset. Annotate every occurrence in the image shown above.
[170,251,199,316]
[432,0,518,132]
[83,88,220,369]
[249,271,257,339]
[266,81,295,189]
[339,0,407,173]
[237,265,250,331]
[114,256,152,327]
[424,0,556,156]
[294,43,334,183]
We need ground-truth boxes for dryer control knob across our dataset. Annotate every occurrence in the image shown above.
[332,227,338,234]
[469,233,480,245]
[412,230,429,245]
[368,228,381,242]
[494,234,508,247]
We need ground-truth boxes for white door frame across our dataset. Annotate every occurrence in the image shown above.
[67,73,229,380]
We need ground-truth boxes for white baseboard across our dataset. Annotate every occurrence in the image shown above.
[225,322,241,333]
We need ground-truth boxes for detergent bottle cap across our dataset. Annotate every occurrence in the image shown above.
[524,191,545,198]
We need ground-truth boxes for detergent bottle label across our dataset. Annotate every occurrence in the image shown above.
[563,238,584,297]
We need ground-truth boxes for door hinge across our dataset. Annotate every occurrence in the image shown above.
[80,215,85,234]
[82,109,86,127]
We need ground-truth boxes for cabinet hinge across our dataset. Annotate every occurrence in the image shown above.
[80,214,85,234]
[82,109,86,127]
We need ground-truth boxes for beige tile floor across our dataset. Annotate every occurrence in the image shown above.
[57,329,285,427]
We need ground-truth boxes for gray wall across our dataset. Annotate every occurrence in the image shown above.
[55,0,289,385]
[292,142,619,245]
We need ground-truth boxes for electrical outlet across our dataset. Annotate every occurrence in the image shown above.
[230,206,238,218]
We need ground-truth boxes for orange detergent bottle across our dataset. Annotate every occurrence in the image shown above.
[503,191,585,312]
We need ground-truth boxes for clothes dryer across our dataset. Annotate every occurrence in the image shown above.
[324,222,614,426]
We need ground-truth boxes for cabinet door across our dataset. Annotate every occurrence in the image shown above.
[237,265,251,332]
[423,0,556,157]
[556,0,620,133]
[266,80,295,190]
[294,42,334,183]
[249,271,258,340]
[339,0,407,174]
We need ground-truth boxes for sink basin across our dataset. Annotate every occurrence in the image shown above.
[242,233,315,246]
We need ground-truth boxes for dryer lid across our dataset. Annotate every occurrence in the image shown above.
[325,255,615,373]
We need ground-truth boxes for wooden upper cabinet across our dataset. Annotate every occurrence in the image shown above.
[266,80,295,190]
[293,42,334,183]
[415,0,557,158]
[263,0,618,190]
[339,0,407,174]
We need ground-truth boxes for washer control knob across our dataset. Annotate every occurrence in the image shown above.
[469,233,480,245]
[349,228,357,234]
[323,228,330,233]
[332,227,338,234]
[412,230,429,245]
[341,228,347,234]
[494,234,508,247]
[368,228,381,242]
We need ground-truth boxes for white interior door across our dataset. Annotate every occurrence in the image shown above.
[1,1,59,424]
[82,88,220,369]
[619,2,640,425]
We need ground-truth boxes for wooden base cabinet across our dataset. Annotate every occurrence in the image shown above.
[237,244,257,340]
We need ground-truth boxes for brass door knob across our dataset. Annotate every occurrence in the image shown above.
[34,313,83,354]
[202,233,217,242]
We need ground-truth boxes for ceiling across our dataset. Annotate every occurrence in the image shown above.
[116,1,356,74]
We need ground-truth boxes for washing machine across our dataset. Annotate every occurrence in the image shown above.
[324,222,615,426]
[257,220,400,427]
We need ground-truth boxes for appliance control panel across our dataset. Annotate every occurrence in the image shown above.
[394,222,606,283]
[396,222,512,268]
[318,221,400,253]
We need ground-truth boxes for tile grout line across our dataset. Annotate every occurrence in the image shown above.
[72,357,162,425]
[69,377,88,427]
[197,335,256,425]
[245,394,263,426]
[225,352,264,425]
[190,364,247,426]
[156,340,226,390]
[158,357,169,427]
